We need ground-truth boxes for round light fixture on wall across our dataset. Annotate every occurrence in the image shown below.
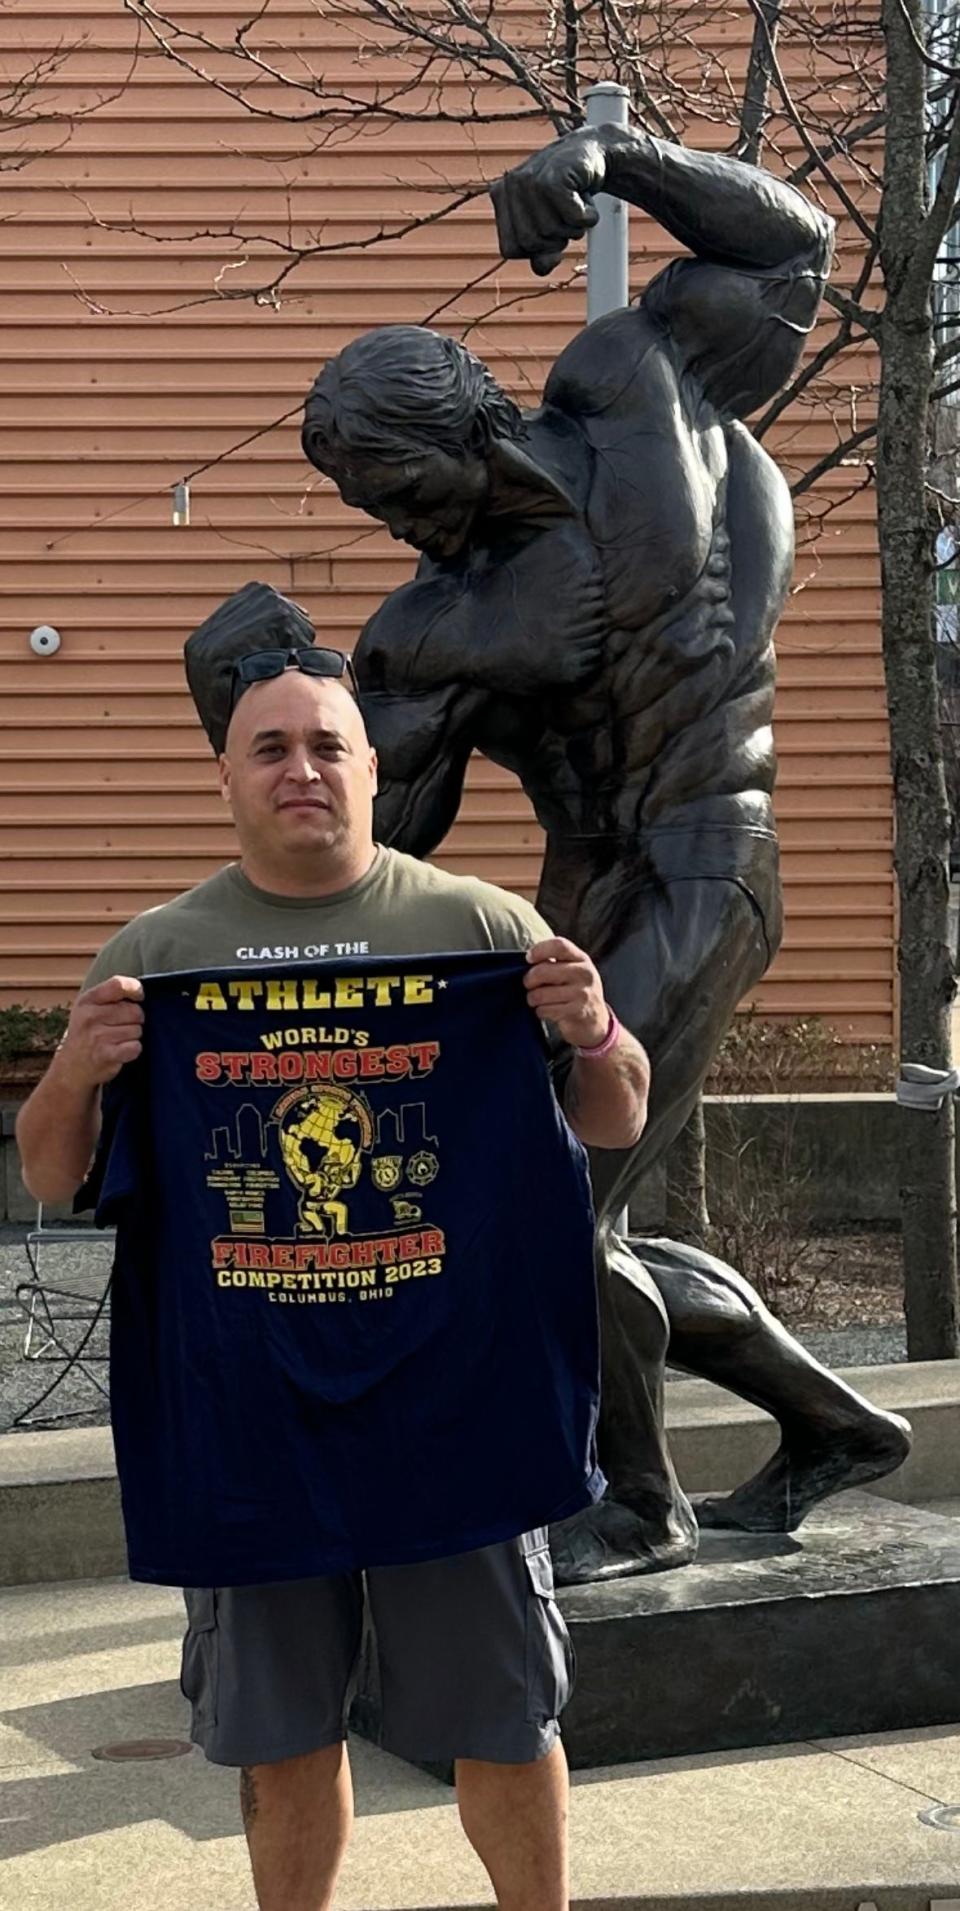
[29,625,61,656]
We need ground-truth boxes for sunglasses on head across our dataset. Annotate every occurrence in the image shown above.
[230,646,360,714]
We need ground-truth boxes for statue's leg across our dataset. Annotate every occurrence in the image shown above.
[552,874,770,1584]
[640,1237,912,1531]
[549,1229,699,1585]
[589,874,770,1436]
[581,864,909,1534]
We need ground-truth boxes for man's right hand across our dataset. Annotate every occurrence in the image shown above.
[56,976,144,1090]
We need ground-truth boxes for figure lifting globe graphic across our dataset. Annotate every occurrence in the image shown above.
[275,1086,375,1238]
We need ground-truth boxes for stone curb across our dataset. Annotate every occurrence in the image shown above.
[413,1898,960,1909]
[559,1897,960,1910]
[2,1362,959,1586]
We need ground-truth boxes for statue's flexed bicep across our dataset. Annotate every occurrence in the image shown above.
[356,532,605,701]
[360,681,485,858]
[355,578,484,855]
[497,125,833,425]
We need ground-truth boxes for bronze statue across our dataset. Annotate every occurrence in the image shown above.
[301,124,910,1584]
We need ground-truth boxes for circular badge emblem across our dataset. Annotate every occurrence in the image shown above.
[407,1150,439,1187]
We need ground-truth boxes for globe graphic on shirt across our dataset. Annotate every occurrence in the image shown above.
[275,1086,375,1236]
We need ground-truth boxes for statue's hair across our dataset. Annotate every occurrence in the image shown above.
[302,325,523,470]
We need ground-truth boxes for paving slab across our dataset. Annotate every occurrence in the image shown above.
[1,1576,960,1910]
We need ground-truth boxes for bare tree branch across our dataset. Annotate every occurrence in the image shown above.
[888,0,960,81]
[0,27,142,168]
[787,111,886,191]
[914,91,960,287]
[737,0,782,164]
[790,421,879,497]
[742,0,877,244]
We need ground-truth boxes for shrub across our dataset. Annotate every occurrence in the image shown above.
[707,1009,893,1097]
[666,1014,894,1320]
[0,1003,69,1067]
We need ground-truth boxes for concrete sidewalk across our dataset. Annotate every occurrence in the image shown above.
[1,1575,960,1911]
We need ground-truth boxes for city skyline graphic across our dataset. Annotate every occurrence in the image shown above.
[375,1103,438,1150]
[205,1103,268,1165]
[205,1099,438,1164]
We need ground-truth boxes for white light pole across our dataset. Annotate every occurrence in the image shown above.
[583,82,632,1239]
[583,82,630,322]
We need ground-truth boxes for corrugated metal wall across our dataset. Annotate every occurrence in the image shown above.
[0,2,893,1043]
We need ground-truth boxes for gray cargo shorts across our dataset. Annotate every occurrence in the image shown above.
[179,1527,575,1768]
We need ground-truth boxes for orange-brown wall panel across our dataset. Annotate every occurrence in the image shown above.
[0,1,893,1046]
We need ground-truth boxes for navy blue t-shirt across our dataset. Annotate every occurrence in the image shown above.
[84,951,605,1585]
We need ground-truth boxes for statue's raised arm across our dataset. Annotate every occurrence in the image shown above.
[493,125,834,418]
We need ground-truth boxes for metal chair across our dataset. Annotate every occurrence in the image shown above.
[13,1204,114,1426]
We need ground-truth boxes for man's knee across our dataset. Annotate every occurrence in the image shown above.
[243,1742,347,1795]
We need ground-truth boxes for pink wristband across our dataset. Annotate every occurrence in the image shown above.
[574,1010,621,1059]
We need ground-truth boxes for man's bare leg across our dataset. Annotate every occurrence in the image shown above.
[456,1741,569,1911]
[241,1741,353,1911]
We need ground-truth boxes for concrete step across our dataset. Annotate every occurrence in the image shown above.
[2,1575,960,1911]
[3,1361,960,1586]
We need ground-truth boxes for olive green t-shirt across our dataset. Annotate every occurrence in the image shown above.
[84,845,554,987]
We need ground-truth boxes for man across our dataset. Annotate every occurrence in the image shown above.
[301,125,910,1581]
[16,583,649,1911]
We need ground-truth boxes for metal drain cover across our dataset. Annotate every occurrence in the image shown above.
[918,1802,960,1830]
[91,1739,194,1762]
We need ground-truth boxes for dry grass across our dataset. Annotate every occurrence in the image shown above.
[772,1230,903,1329]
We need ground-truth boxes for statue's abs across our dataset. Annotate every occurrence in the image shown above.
[476,431,785,839]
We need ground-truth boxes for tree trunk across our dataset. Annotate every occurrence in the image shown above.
[877,0,959,1357]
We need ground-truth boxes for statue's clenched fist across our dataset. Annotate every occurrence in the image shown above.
[57,975,144,1090]
[491,128,608,276]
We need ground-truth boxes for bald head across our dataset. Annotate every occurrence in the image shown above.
[225,666,367,756]
[219,668,378,897]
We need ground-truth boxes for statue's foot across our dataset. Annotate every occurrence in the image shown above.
[693,1408,912,1535]
[550,1491,699,1586]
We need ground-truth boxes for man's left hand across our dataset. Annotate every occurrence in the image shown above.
[525,938,609,1048]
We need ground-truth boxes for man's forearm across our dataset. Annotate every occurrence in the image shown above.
[598,125,833,275]
[16,1055,101,1203]
[564,1028,650,1150]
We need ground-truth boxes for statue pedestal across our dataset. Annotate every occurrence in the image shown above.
[558,1490,960,1767]
[350,1491,960,1771]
